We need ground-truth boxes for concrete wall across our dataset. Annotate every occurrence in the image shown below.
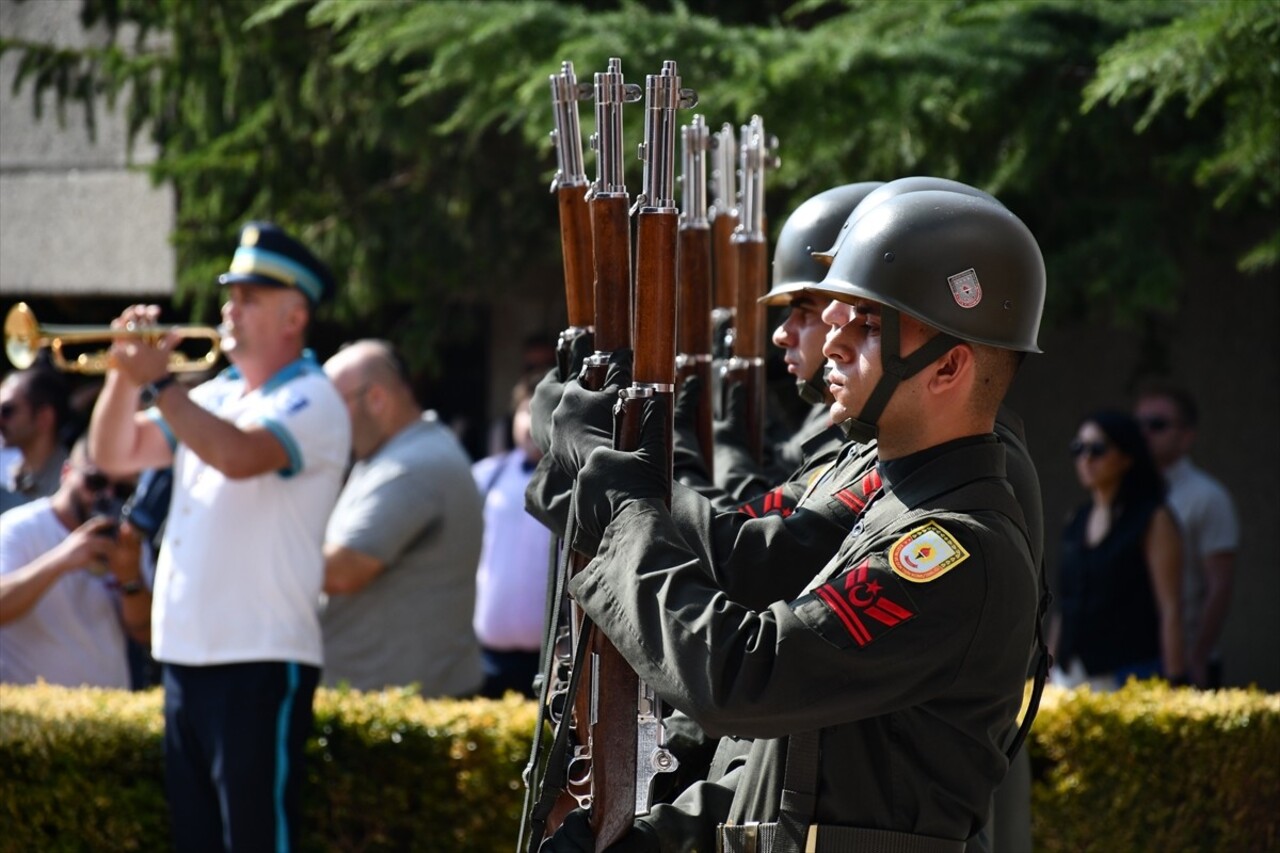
[0,0,174,298]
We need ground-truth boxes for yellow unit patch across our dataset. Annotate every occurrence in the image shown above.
[888,521,970,583]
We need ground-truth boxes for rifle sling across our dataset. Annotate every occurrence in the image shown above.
[521,527,577,850]
[523,509,599,850]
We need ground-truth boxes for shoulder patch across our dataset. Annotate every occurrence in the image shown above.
[281,389,311,415]
[889,521,969,583]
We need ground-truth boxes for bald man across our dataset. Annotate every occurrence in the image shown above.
[321,339,484,698]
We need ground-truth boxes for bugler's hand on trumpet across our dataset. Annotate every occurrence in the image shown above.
[3,302,221,376]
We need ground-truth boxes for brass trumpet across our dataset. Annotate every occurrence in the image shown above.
[4,302,222,375]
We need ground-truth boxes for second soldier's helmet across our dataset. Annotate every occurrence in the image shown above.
[761,181,884,306]
[814,176,1001,267]
[808,190,1046,353]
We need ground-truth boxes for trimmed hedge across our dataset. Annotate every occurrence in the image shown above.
[0,685,537,852]
[1030,680,1280,852]
[1,681,1276,851]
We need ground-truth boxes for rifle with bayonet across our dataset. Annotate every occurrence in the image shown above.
[708,123,739,362]
[723,115,779,465]
[675,113,715,475]
[618,59,696,819]
[520,58,596,851]
[548,60,594,370]
[521,56,643,852]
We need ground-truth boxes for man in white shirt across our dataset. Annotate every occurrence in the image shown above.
[89,221,350,852]
[0,439,150,689]
[1135,382,1240,688]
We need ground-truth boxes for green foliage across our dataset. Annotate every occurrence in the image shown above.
[1085,0,1280,272]
[308,687,537,851]
[3,0,1277,363]
[2,681,1278,850]
[0,683,540,853]
[1031,681,1280,852]
[0,686,168,852]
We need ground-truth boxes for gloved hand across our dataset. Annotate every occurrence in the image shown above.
[671,374,712,487]
[546,350,633,479]
[713,376,749,451]
[570,393,669,556]
[538,807,657,852]
[525,453,575,539]
[529,332,597,454]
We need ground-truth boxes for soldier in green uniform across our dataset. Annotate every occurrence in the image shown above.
[539,188,1046,851]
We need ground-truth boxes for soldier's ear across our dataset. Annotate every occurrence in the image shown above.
[927,342,974,394]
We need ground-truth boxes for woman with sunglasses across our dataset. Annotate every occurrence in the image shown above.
[1051,410,1186,689]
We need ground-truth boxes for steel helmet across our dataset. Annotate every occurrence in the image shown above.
[809,189,1045,353]
[814,176,1002,267]
[761,181,884,306]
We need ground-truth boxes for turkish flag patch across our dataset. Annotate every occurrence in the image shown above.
[805,559,917,648]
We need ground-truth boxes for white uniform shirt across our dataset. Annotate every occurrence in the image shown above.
[148,354,350,667]
[1165,456,1240,656]
[0,498,130,688]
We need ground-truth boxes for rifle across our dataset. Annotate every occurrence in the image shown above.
[708,122,739,361]
[619,59,696,818]
[548,60,594,372]
[723,115,779,465]
[521,56,642,853]
[675,114,715,475]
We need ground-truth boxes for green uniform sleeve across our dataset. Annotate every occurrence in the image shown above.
[568,500,1002,741]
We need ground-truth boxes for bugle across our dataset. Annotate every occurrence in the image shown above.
[4,302,222,374]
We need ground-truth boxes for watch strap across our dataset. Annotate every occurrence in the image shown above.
[143,374,177,402]
[117,578,146,596]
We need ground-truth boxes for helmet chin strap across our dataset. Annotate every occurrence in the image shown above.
[796,363,829,406]
[838,307,960,444]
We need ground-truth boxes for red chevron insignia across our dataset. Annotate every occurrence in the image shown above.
[738,486,794,518]
[813,559,916,647]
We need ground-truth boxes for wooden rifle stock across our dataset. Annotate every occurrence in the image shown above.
[723,115,778,466]
[729,235,768,463]
[549,61,594,379]
[589,195,632,355]
[535,57,644,853]
[709,123,739,360]
[676,115,715,474]
[615,58,693,827]
[558,187,593,329]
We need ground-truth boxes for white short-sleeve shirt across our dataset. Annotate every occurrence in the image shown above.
[0,498,131,688]
[149,353,350,667]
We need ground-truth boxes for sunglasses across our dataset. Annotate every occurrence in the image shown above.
[1069,439,1111,460]
[82,471,135,501]
[1138,416,1175,433]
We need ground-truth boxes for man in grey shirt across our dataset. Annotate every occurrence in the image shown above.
[322,339,484,697]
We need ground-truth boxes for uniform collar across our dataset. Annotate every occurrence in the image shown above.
[220,349,320,393]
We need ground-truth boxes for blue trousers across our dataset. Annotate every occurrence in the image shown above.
[163,661,319,852]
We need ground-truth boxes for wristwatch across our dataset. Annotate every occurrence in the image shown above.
[118,579,146,596]
[142,374,177,405]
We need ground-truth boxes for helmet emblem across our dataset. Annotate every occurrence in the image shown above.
[947,268,983,308]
